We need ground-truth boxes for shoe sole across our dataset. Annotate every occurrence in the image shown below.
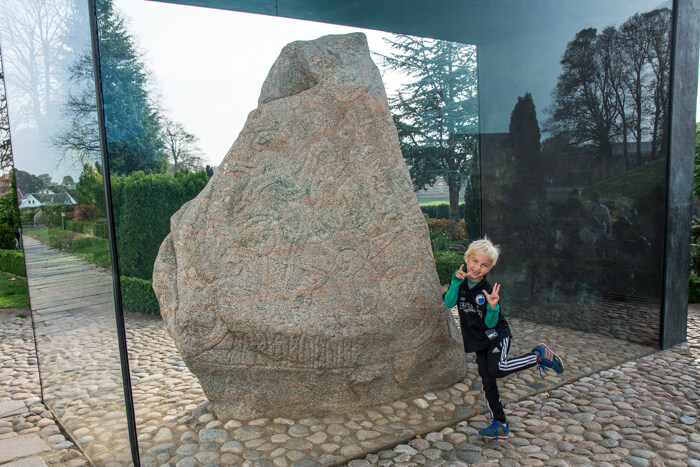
[480,434,510,440]
[537,343,565,374]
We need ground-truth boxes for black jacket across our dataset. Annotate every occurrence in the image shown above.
[453,277,512,353]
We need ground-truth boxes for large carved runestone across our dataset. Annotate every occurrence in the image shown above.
[153,32,467,420]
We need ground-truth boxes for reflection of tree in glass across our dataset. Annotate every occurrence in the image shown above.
[53,0,167,175]
[0,48,12,173]
[546,8,671,179]
[377,35,479,223]
[0,0,84,178]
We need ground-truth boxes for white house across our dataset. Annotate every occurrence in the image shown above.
[18,194,42,209]
[19,192,77,209]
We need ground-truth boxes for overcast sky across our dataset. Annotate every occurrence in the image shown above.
[2,0,697,181]
[117,0,405,168]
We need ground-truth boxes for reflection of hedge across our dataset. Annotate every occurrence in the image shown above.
[120,276,159,314]
[434,251,464,284]
[111,171,209,280]
[0,249,26,277]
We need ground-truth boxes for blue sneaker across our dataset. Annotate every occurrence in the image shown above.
[533,343,564,374]
[478,419,509,439]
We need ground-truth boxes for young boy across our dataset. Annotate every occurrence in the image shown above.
[444,237,564,439]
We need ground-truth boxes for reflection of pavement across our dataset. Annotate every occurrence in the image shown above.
[7,237,697,465]
[21,235,132,465]
[0,315,90,466]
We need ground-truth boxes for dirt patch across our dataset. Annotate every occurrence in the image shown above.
[0,307,30,321]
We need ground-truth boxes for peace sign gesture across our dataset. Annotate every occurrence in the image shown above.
[483,283,500,308]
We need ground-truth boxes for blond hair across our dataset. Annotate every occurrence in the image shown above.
[465,237,501,267]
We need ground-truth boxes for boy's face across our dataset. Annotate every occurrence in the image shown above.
[464,253,493,282]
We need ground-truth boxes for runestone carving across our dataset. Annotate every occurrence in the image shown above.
[153,32,467,419]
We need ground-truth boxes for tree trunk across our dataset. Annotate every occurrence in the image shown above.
[447,173,461,223]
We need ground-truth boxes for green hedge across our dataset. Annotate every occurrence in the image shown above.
[421,204,465,220]
[111,170,209,280]
[434,250,464,284]
[690,275,700,303]
[0,249,26,277]
[66,219,109,239]
[120,276,160,314]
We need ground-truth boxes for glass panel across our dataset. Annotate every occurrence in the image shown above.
[94,0,671,464]
[477,2,671,347]
[0,0,132,464]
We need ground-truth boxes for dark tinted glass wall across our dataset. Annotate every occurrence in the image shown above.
[475,5,672,347]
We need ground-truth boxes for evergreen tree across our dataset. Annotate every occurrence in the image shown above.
[76,163,105,213]
[502,93,545,240]
[53,0,166,174]
[508,93,544,201]
[378,35,479,222]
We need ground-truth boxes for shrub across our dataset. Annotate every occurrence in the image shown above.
[120,276,160,314]
[66,219,109,239]
[434,250,465,284]
[428,219,467,241]
[0,249,26,276]
[430,229,452,253]
[689,275,700,303]
[73,204,101,221]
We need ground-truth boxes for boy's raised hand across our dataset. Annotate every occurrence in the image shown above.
[455,264,468,280]
[483,283,500,307]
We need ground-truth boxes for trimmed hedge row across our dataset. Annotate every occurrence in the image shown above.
[420,203,465,220]
[111,171,209,280]
[0,249,26,277]
[120,276,160,315]
[434,250,464,285]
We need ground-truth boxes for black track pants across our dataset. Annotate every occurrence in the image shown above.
[475,337,538,423]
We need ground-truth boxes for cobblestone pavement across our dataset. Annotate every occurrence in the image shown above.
[353,306,700,467]
[0,305,697,466]
[0,311,91,466]
[1,238,698,466]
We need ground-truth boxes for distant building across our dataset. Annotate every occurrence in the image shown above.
[19,192,77,209]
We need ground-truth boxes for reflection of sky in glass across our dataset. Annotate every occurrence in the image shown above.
[0,0,94,182]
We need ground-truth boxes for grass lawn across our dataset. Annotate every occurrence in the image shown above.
[0,272,30,309]
[418,198,464,207]
[25,228,111,269]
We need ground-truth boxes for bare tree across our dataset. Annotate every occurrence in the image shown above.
[0,50,13,173]
[642,9,672,160]
[618,13,654,167]
[0,0,80,132]
[548,28,620,178]
[161,117,203,174]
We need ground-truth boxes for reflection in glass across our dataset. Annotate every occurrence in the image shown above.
[480,6,672,346]
[0,0,132,463]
